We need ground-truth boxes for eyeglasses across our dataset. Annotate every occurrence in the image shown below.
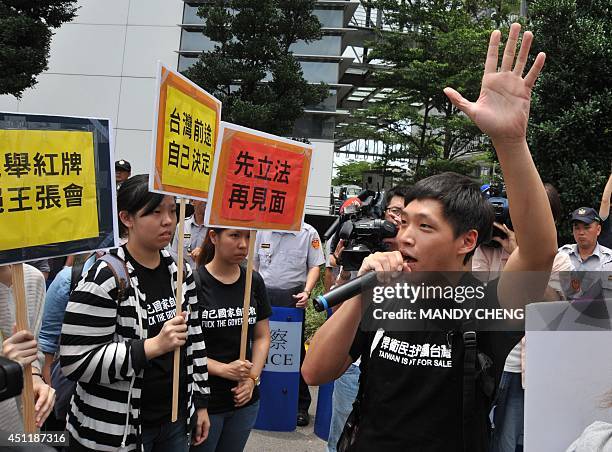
[384,207,403,218]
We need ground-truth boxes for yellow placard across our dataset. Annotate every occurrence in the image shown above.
[160,85,217,191]
[0,130,99,251]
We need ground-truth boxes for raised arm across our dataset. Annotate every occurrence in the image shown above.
[599,171,612,220]
[444,24,557,306]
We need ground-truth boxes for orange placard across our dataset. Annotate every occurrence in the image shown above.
[150,62,222,200]
[205,123,312,231]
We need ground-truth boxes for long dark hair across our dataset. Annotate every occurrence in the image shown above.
[117,174,165,238]
[197,228,224,267]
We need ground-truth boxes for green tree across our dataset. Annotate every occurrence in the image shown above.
[0,0,77,97]
[183,0,328,135]
[528,0,611,244]
[343,1,521,181]
[332,160,374,186]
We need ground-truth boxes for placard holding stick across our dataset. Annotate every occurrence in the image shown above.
[171,198,187,423]
[239,230,257,360]
[11,263,36,432]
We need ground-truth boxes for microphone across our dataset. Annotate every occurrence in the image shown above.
[313,272,379,312]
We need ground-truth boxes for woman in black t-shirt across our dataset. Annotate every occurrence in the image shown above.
[192,228,272,452]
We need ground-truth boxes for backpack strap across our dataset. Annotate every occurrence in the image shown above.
[98,254,131,302]
[462,330,478,450]
[69,260,86,294]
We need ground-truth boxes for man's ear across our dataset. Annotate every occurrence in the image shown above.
[119,211,133,231]
[457,229,478,256]
[596,223,602,237]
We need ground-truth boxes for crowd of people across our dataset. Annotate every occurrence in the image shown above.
[1,23,611,452]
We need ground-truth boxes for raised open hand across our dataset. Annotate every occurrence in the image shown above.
[444,23,546,144]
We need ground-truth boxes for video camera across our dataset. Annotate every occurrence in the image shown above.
[0,356,23,402]
[482,184,512,247]
[324,189,397,271]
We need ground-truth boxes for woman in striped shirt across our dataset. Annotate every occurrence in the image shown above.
[60,175,210,451]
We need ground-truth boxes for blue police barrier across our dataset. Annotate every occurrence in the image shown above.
[254,306,304,431]
[314,380,334,441]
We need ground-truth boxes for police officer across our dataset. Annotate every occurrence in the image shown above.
[115,160,131,188]
[559,207,612,300]
[254,222,325,426]
[170,199,207,270]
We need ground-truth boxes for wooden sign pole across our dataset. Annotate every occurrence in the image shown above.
[239,230,257,361]
[171,198,187,422]
[11,263,36,432]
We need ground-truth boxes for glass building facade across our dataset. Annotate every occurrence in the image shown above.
[178,1,361,141]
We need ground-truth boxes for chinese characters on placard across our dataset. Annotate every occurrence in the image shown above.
[228,150,291,214]
[0,152,84,214]
[167,107,212,175]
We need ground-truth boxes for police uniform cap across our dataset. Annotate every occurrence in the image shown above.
[570,207,601,224]
[115,160,131,172]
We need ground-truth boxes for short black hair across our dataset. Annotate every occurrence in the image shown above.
[544,183,562,224]
[385,185,411,207]
[117,174,166,237]
[405,172,494,264]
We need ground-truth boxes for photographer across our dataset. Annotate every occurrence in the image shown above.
[303,24,557,451]
[473,183,573,452]
[1,264,56,431]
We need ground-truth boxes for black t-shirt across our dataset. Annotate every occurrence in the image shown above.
[600,216,612,249]
[348,277,518,452]
[123,247,187,425]
[197,265,272,414]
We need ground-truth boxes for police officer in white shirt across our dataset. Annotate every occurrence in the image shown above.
[254,222,325,426]
[559,207,612,300]
[170,199,207,270]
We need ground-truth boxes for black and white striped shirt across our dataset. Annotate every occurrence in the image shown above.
[60,247,209,451]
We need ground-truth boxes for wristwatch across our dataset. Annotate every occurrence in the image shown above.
[304,289,312,296]
[249,375,261,386]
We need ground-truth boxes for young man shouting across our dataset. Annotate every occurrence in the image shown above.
[303,24,557,452]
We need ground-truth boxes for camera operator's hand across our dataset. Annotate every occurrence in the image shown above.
[330,240,345,267]
[2,326,39,368]
[357,251,406,281]
[32,374,55,428]
[492,222,517,254]
[293,291,310,308]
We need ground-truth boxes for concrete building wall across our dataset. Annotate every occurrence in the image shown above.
[0,0,334,215]
[0,0,184,172]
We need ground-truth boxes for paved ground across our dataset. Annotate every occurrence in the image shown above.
[245,387,327,452]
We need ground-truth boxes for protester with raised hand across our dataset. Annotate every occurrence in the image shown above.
[598,169,612,248]
[304,24,557,451]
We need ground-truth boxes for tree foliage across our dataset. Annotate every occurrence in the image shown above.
[183,0,328,135]
[332,160,375,186]
[528,0,611,244]
[0,0,77,97]
[341,1,527,184]
[342,0,516,180]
